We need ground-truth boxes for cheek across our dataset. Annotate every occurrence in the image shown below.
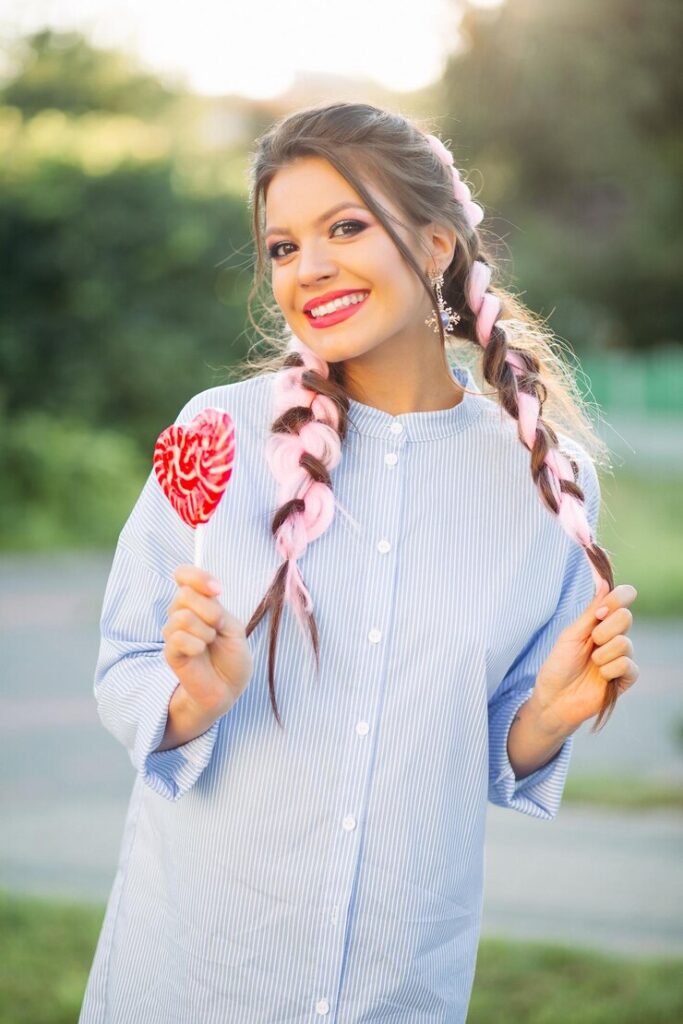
[270,273,288,311]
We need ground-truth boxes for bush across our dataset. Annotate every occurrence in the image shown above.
[0,407,147,549]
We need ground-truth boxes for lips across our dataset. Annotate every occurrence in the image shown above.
[303,289,370,314]
[305,292,370,328]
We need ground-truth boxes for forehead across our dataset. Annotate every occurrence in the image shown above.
[264,155,390,233]
[266,156,358,211]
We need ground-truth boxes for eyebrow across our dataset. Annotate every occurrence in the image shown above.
[264,202,369,237]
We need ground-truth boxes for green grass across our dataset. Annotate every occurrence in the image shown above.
[470,938,683,1023]
[597,469,683,618]
[1,890,682,1023]
[563,775,683,811]
[0,890,105,1024]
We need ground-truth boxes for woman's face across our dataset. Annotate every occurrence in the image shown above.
[264,156,452,366]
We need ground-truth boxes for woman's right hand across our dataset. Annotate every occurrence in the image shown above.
[162,564,254,716]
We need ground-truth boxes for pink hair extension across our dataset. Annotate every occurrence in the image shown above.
[425,133,605,593]
[266,333,359,639]
[465,260,603,590]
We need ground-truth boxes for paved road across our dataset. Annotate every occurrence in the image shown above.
[1,552,682,957]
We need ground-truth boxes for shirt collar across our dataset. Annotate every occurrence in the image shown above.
[345,364,485,442]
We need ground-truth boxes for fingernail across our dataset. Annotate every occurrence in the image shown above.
[207,577,222,594]
[595,606,609,619]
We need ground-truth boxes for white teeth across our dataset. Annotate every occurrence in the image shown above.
[310,292,368,317]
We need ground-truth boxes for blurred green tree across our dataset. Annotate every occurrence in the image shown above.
[1,156,252,447]
[435,0,682,351]
[1,28,179,117]
[0,31,256,454]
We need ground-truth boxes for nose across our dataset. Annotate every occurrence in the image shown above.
[296,243,338,288]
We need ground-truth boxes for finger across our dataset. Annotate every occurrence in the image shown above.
[594,583,638,620]
[591,633,634,667]
[169,629,207,658]
[597,656,638,683]
[565,579,613,637]
[165,608,217,645]
[170,586,224,631]
[173,563,222,597]
[592,606,633,645]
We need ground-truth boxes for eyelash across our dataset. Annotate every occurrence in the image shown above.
[267,220,367,260]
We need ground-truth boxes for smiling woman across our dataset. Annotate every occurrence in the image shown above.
[259,152,466,407]
[79,100,639,1024]
[239,103,623,725]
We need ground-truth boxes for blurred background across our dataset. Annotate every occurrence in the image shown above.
[1,0,681,1021]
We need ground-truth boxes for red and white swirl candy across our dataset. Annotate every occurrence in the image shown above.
[154,408,235,564]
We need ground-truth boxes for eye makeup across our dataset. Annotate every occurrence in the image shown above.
[267,219,368,260]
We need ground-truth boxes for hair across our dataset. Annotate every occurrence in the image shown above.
[233,101,618,734]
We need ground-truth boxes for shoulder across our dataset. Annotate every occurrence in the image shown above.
[174,373,276,444]
[473,398,601,524]
[176,372,273,420]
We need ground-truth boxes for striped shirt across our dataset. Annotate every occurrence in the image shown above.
[79,362,600,1023]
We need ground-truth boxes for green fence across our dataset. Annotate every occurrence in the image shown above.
[579,347,683,418]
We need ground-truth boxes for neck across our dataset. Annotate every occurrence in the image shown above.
[340,334,464,415]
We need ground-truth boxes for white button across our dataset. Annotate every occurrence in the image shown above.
[316,998,330,1015]
[390,421,403,434]
[385,452,398,466]
[368,628,382,644]
[356,720,369,736]
[377,538,391,554]
[342,814,357,831]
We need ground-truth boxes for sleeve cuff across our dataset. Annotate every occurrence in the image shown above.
[130,657,221,802]
[488,688,574,820]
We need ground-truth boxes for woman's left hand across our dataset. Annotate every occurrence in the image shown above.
[534,582,640,733]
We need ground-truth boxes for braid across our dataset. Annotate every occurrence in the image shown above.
[245,335,350,726]
[425,132,617,729]
[446,223,616,728]
[461,257,614,594]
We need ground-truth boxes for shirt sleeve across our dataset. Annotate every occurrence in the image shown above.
[93,392,221,802]
[487,446,601,820]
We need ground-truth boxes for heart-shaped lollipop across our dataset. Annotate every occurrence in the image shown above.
[153,408,235,529]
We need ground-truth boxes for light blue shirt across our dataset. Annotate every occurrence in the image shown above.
[80,362,599,1023]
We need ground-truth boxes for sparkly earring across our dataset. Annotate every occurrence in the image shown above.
[425,270,460,335]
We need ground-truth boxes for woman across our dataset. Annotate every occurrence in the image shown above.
[80,102,639,1023]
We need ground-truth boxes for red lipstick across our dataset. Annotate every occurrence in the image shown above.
[303,289,369,314]
[304,290,370,329]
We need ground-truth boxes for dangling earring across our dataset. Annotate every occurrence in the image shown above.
[425,270,460,335]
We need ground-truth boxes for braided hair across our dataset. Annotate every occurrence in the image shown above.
[242,102,617,732]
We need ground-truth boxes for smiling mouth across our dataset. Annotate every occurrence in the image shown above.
[305,292,370,327]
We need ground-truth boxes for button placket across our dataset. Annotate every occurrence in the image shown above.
[313,420,405,1015]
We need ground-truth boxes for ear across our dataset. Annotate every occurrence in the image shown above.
[425,219,458,271]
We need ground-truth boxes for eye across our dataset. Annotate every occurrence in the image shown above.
[267,219,367,261]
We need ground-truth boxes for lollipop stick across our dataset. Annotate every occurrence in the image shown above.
[193,523,204,568]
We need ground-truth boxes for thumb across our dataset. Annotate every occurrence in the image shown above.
[564,578,612,638]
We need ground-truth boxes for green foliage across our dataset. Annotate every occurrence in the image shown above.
[0,132,253,448]
[1,29,179,117]
[597,469,683,617]
[1,889,682,1024]
[0,407,147,550]
[435,0,683,351]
